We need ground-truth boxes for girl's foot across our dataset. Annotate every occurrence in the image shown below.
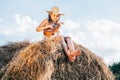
[71,50,80,56]
[66,50,75,62]
[68,50,81,62]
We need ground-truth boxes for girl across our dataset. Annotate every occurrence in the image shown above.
[36,6,80,62]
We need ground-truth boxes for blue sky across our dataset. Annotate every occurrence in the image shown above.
[0,0,120,65]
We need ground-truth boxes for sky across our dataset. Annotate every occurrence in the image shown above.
[0,0,120,65]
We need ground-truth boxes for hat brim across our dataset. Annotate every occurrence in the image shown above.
[46,10,64,16]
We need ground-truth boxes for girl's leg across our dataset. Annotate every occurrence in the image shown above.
[65,37,80,62]
[61,36,74,62]
[64,37,75,52]
[60,36,70,56]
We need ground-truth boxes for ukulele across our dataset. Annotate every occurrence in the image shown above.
[44,22,64,37]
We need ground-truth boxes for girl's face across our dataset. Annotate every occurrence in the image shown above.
[50,13,60,22]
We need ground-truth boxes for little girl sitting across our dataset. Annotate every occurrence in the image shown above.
[36,6,80,62]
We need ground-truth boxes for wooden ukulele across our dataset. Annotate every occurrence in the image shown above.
[44,22,64,37]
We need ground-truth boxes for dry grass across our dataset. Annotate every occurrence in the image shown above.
[0,41,30,69]
[0,38,115,80]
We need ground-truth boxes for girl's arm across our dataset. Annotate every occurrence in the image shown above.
[36,19,52,32]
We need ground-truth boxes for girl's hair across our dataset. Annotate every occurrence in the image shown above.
[48,14,52,23]
[48,14,60,23]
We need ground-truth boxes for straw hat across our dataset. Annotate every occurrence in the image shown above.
[46,6,64,15]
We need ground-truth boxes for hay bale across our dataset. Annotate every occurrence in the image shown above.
[0,38,115,80]
[0,41,30,69]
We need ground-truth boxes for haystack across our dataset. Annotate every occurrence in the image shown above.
[0,38,115,80]
[0,41,30,69]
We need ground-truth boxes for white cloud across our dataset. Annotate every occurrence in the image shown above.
[0,18,3,22]
[0,29,11,35]
[104,51,120,65]
[14,14,21,24]
[61,19,80,37]
[85,19,120,49]
[64,19,80,30]
[0,14,38,36]
[0,14,43,45]
[14,14,38,33]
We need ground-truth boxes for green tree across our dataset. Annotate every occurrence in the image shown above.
[109,62,120,80]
